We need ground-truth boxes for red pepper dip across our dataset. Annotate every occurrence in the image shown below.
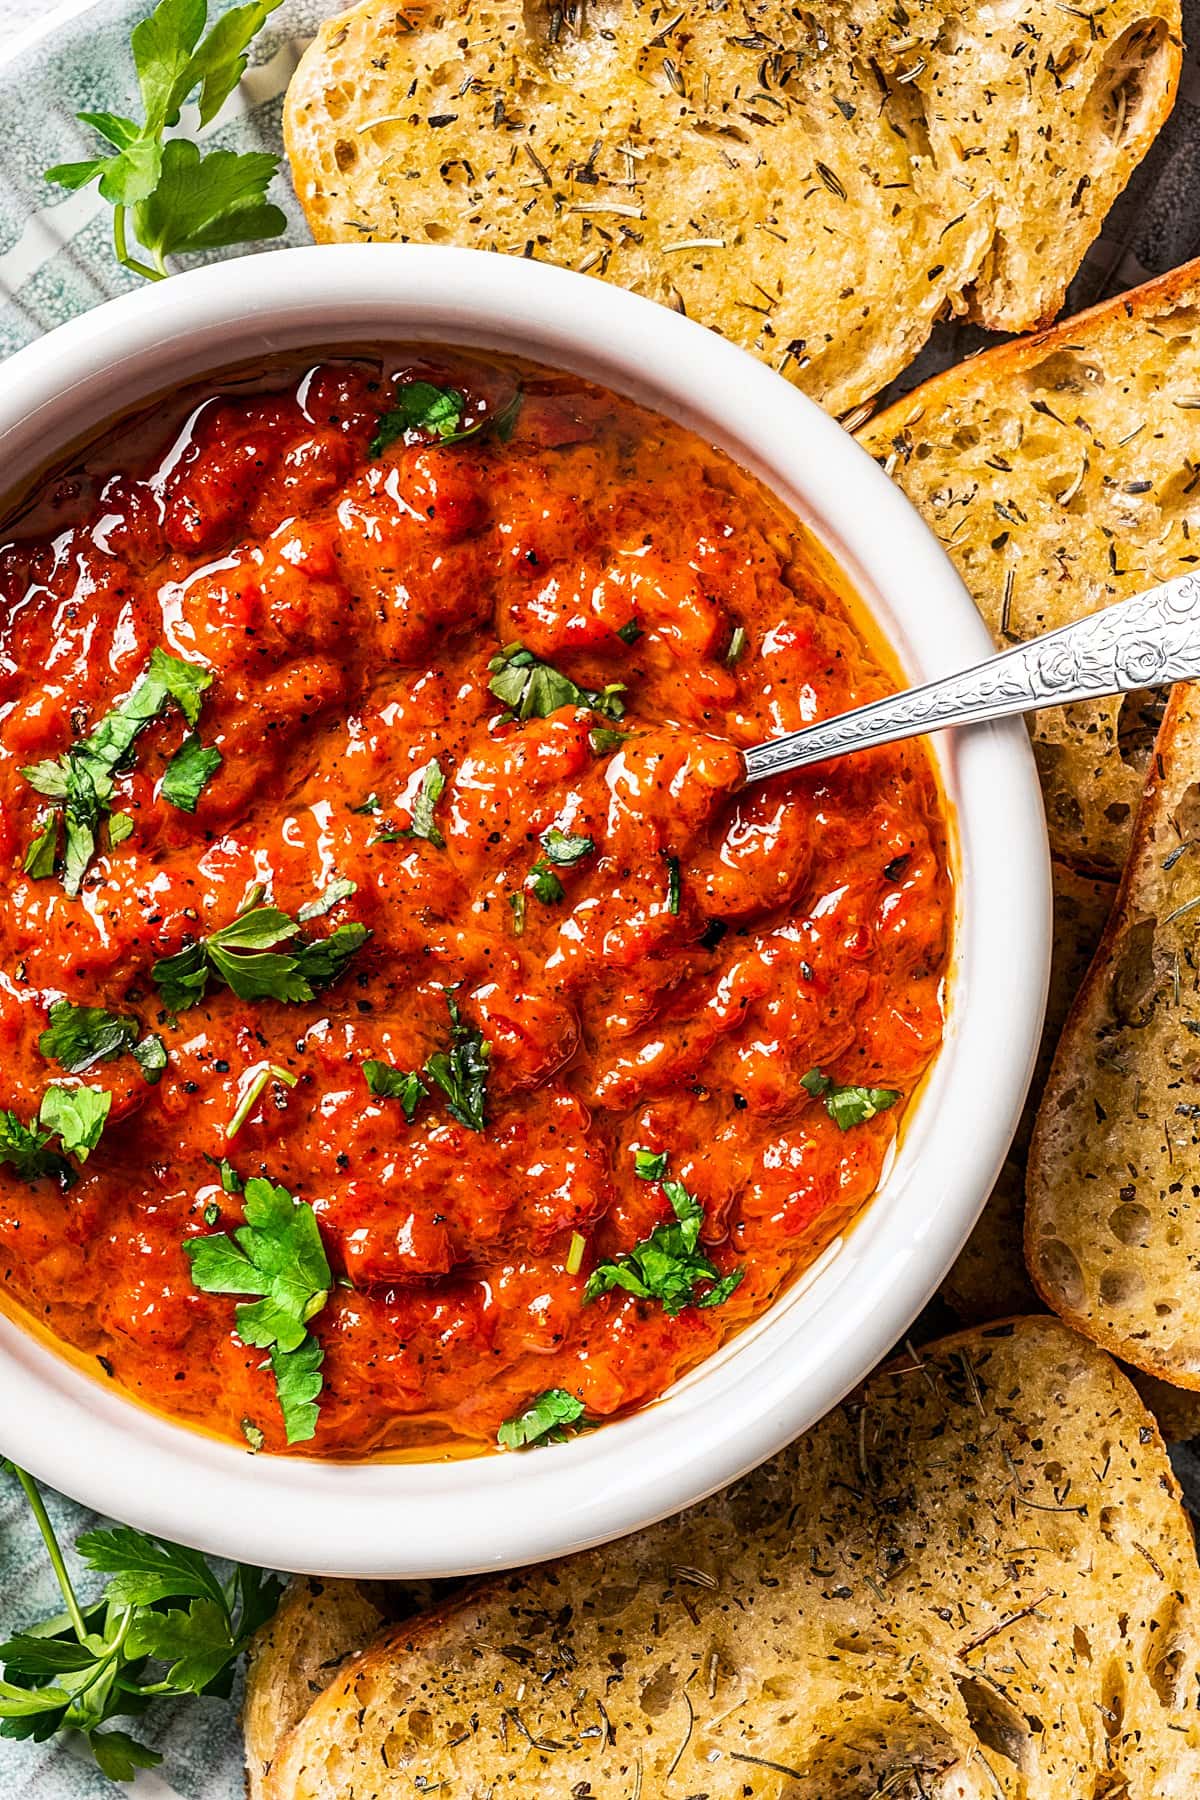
[0,351,951,1458]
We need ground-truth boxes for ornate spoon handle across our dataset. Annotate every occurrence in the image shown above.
[742,570,1200,783]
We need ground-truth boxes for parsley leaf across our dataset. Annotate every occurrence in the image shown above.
[584,1150,743,1316]
[529,861,565,904]
[39,999,167,1085]
[800,1068,900,1131]
[424,988,491,1133]
[363,1059,427,1121]
[22,648,214,893]
[39,1084,111,1163]
[0,1461,280,1778]
[370,382,472,457]
[403,758,446,848]
[0,1111,74,1188]
[185,1174,331,1441]
[153,905,369,1014]
[23,813,59,879]
[269,1335,324,1445]
[161,731,221,812]
[296,876,356,923]
[39,1000,137,1072]
[370,381,522,458]
[487,643,626,723]
[131,1034,168,1083]
[539,826,594,866]
[498,1388,585,1450]
[108,812,135,848]
[44,0,285,283]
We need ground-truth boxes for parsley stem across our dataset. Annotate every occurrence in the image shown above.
[11,1464,89,1642]
[112,206,165,284]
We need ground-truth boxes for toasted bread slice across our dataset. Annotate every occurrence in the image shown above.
[1027,682,1200,1386]
[283,0,1180,418]
[259,1318,1200,1800]
[244,1579,393,1800]
[860,259,1200,877]
[942,860,1113,1323]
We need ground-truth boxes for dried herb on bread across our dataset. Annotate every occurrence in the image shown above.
[861,256,1200,878]
[283,0,1180,419]
[1028,681,1200,1387]
[249,1317,1200,1798]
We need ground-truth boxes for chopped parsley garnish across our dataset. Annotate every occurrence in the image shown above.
[487,643,626,723]
[403,758,446,848]
[39,999,164,1083]
[616,618,642,645]
[370,381,522,458]
[152,904,369,1014]
[584,1150,743,1316]
[539,826,594,867]
[225,1061,297,1140]
[22,648,213,893]
[0,1109,74,1188]
[370,382,473,457]
[160,732,221,812]
[38,1084,111,1163]
[23,813,58,879]
[424,988,491,1133]
[363,1059,427,1121]
[589,726,626,755]
[108,812,135,848]
[296,875,356,923]
[527,823,593,906]
[184,1175,330,1443]
[529,863,565,904]
[497,1387,585,1450]
[801,1067,900,1130]
[0,1461,280,1779]
[665,853,682,915]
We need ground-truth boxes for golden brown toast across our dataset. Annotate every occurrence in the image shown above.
[252,1318,1200,1799]
[283,0,1180,417]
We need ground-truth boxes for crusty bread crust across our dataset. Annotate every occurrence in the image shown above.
[244,1578,392,1800]
[258,1318,1200,1800]
[283,0,1181,418]
[1027,682,1200,1387]
[861,255,1200,878]
[941,860,1113,1326]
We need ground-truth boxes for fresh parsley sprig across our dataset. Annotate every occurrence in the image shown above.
[801,1068,900,1130]
[152,902,369,1014]
[22,648,213,894]
[0,1461,279,1780]
[584,1149,743,1316]
[527,824,594,907]
[488,644,626,723]
[185,1174,331,1442]
[44,0,286,284]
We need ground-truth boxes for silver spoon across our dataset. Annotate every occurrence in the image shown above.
[741,568,1198,782]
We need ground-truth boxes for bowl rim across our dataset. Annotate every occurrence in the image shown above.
[0,244,1051,1577]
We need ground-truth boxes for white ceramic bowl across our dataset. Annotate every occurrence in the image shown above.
[0,245,1050,1577]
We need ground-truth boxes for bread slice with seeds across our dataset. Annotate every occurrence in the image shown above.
[283,0,1180,418]
[255,1317,1200,1799]
[860,258,1200,878]
[1027,681,1200,1388]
